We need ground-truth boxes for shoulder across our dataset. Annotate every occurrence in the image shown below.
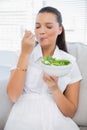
[30,44,42,62]
[31,44,41,54]
[59,49,76,63]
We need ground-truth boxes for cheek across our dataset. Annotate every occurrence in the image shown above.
[48,30,58,40]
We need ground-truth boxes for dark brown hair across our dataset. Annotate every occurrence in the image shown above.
[38,6,68,52]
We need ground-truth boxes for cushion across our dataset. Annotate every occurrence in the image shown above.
[0,79,13,130]
[67,42,87,126]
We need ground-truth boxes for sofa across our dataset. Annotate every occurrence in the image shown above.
[0,42,87,130]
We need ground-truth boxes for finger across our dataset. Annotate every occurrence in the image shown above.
[24,30,33,38]
[43,72,51,81]
[28,34,35,40]
[50,75,58,82]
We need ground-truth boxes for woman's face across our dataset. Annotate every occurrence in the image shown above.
[35,12,62,48]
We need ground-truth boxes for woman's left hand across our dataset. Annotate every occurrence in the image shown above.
[43,72,58,92]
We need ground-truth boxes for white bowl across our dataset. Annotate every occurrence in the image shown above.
[41,62,73,77]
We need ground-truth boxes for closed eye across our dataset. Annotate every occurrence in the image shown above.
[47,26,52,29]
[35,26,52,29]
[35,26,40,29]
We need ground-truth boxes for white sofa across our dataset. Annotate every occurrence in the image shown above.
[0,42,87,130]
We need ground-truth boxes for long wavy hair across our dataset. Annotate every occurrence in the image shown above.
[38,6,68,52]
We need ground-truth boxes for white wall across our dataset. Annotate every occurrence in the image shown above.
[0,0,87,51]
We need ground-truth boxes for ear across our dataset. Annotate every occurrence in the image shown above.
[58,26,62,35]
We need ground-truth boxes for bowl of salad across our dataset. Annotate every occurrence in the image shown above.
[41,56,73,77]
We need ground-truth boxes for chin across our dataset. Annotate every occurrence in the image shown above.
[39,42,47,47]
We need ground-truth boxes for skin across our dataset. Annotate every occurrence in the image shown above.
[35,13,62,57]
[7,12,80,118]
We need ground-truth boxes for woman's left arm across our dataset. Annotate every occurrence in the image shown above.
[43,73,80,118]
[52,81,80,118]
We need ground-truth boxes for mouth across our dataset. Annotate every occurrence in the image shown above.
[35,36,47,42]
[40,37,47,41]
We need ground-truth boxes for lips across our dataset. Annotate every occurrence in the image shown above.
[36,36,47,42]
[40,37,47,41]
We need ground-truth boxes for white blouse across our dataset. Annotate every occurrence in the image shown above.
[12,44,82,94]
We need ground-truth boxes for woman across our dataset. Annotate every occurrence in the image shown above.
[4,6,82,130]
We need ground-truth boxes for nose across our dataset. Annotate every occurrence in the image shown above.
[39,27,46,35]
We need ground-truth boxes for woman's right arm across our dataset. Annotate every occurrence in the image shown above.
[7,31,35,103]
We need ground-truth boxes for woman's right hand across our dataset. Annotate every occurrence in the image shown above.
[21,30,35,55]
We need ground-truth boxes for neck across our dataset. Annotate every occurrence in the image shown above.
[42,45,56,57]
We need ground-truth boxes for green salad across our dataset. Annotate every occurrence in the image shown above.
[42,56,71,66]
